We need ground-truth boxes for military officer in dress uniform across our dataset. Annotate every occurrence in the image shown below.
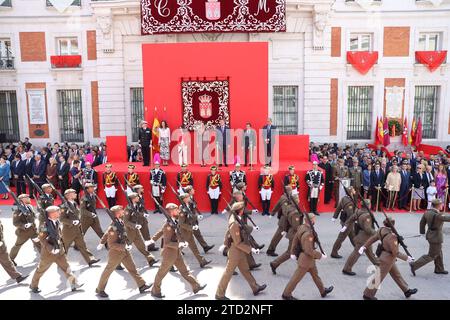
[138,120,152,166]
[151,203,206,298]
[177,164,193,195]
[150,161,166,214]
[80,183,104,240]
[207,166,222,214]
[330,186,357,259]
[132,184,155,251]
[95,205,152,298]
[60,189,100,267]
[30,205,83,293]
[349,157,363,200]
[124,164,140,195]
[410,199,450,276]
[281,212,333,300]
[216,202,267,300]
[332,158,350,207]
[102,164,118,208]
[124,193,159,267]
[230,163,246,192]
[342,199,379,276]
[10,194,41,265]
[0,211,28,284]
[306,161,324,215]
[37,184,54,228]
[283,165,300,195]
[360,217,417,300]
[270,195,303,275]
[258,165,274,216]
[178,193,212,268]
[266,186,294,257]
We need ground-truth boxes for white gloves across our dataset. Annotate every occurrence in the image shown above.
[192,225,199,231]
[92,213,97,218]
[135,224,142,230]
[0,241,3,247]
[143,213,149,218]
[252,209,259,214]
[321,253,327,259]
[198,215,203,220]
[24,223,32,229]
[281,231,287,236]
[269,214,273,219]
[148,239,155,245]
[290,254,297,261]
[179,241,188,249]
[340,226,347,233]
[219,244,226,253]
[255,226,260,231]
[96,244,104,251]
[32,237,40,243]
[221,209,227,214]
[51,248,60,255]
[407,256,415,263]
[251,248,260,255]
[144,240,152,247]
[331,218,336,222]
[72,220,80,226]
[125,244,132,251]
[358,246,366,255]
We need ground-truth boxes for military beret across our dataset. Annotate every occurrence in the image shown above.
[110,205,124,213]
[180,193,190,200]
[41,184,52,189]
[383,216,395,226]
[184,185,193,193]
[85,183,95,188]
[236,182,246,190]
[133,184,144,191]
[231,201,245,212]
[307,212,316,220]
[210,165,217,171]
[288,165,295,170]
[46,205,60,213]
[105,164,112,168]
[64,189,76,195]
[128,192,139,199]
[165,203,178,210]
[128,164,135,169]
[18,194,30,200]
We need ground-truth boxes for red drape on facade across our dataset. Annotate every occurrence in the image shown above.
[346,51,378,75]
[415,51,447,72]
[50,55,82,68]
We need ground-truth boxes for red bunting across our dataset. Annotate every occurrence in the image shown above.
[415,51,447,72]
[346,51,378,75]
[50,55,82,68]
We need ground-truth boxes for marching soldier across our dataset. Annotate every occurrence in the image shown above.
[330,186,357,259]
[266,186,293,257]
[151,203,207,298]
[230,163,246,192]
[216,202,267,300]
[207,165,222,214]
[342,199,379,276]
[37,184,55,228]
[410,199,450,276]
[124,164,140,195]
[178,193,212,268]
[281,212,333,300]
[177,164,193,194]
[332,158,350,207]
[258,165,274,216]
[124,193,159,267]
[95,205,152,298]
[103,164,118,208]
[10,194,41,265]
[270,195,303,275]
[185,185,215,253]
[306,161,324,215]
[284,165,300,195]
[60,189,100,267]
[0,210,28,284]
[150,161,167,214]
[360,217,417,300]
[81,161,97,186]
[30,205,83,293]
[80,183,104,240]
[132,185,155,251]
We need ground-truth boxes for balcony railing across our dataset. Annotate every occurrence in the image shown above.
[50,55,82,68]
[0,57,14,70]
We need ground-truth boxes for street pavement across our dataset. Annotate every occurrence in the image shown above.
[0,205,449,300]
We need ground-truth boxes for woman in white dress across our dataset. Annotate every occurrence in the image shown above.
[158,120,170,166]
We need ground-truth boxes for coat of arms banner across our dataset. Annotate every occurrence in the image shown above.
[181,79,230,131]
[141,0,286,35]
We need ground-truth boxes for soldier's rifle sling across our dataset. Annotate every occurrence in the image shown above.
[226,190,258,228]
[168,182,194,218]
[150,194,183,238]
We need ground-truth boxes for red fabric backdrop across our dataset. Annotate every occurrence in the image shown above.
[106,136,127,162]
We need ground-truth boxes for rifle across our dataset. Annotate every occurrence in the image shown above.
[150,194,182,238]
[167,182,194,218]
[124,178,152,217]
[226,190,258,228]
[25,174,44,196]
[95,193,132,246]
[117,179,133,208]
[45,178,79,221]
[0,180,33,217]
[281,180,325,255]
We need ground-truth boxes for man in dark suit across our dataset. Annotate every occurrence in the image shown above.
[23,151,34,198]
[399,161,411,210]
[370,162,385,211]
[32,154,46,193]
[128,145,138,163]
[11,154,25,195]
[138,120,152,166]
[243,122,256,167]
[215,119,230,167]
[23,137,32,152]
[262,118,277,166]
[40,147,51,165]
[57,155,70,194]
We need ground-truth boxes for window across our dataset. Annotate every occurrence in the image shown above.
[46,0,81,7]
[418,32,442,51]
[272,86,298,135]
[414,86,439,139]
[347,86,373,140]
[1,0,12,7]
[131,88,144,141]
[57,89,84,142]
[57,38,79,55]
[0,91,20,142]
[0,38,14,70]
[349,33,373,51]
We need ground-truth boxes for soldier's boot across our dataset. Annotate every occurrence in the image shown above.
[404,288,418,298]
[96,290,109,298]
[147,243,159,252]
[16,274,28,283]
[139,283,152,293]
[203,244,215,253]
[253,284,267,296]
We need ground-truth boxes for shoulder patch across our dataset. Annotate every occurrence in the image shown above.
[235,231,240,236]
[366,218,370,222]
[309,236,314,242]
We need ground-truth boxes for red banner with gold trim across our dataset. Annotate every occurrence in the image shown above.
[346,51,378,75]
[415,51,447,72]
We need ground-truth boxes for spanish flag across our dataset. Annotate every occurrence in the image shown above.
[152,108,160,153]
[376,116,384,145]
[402,117,408,146]
[409,118,416,146]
